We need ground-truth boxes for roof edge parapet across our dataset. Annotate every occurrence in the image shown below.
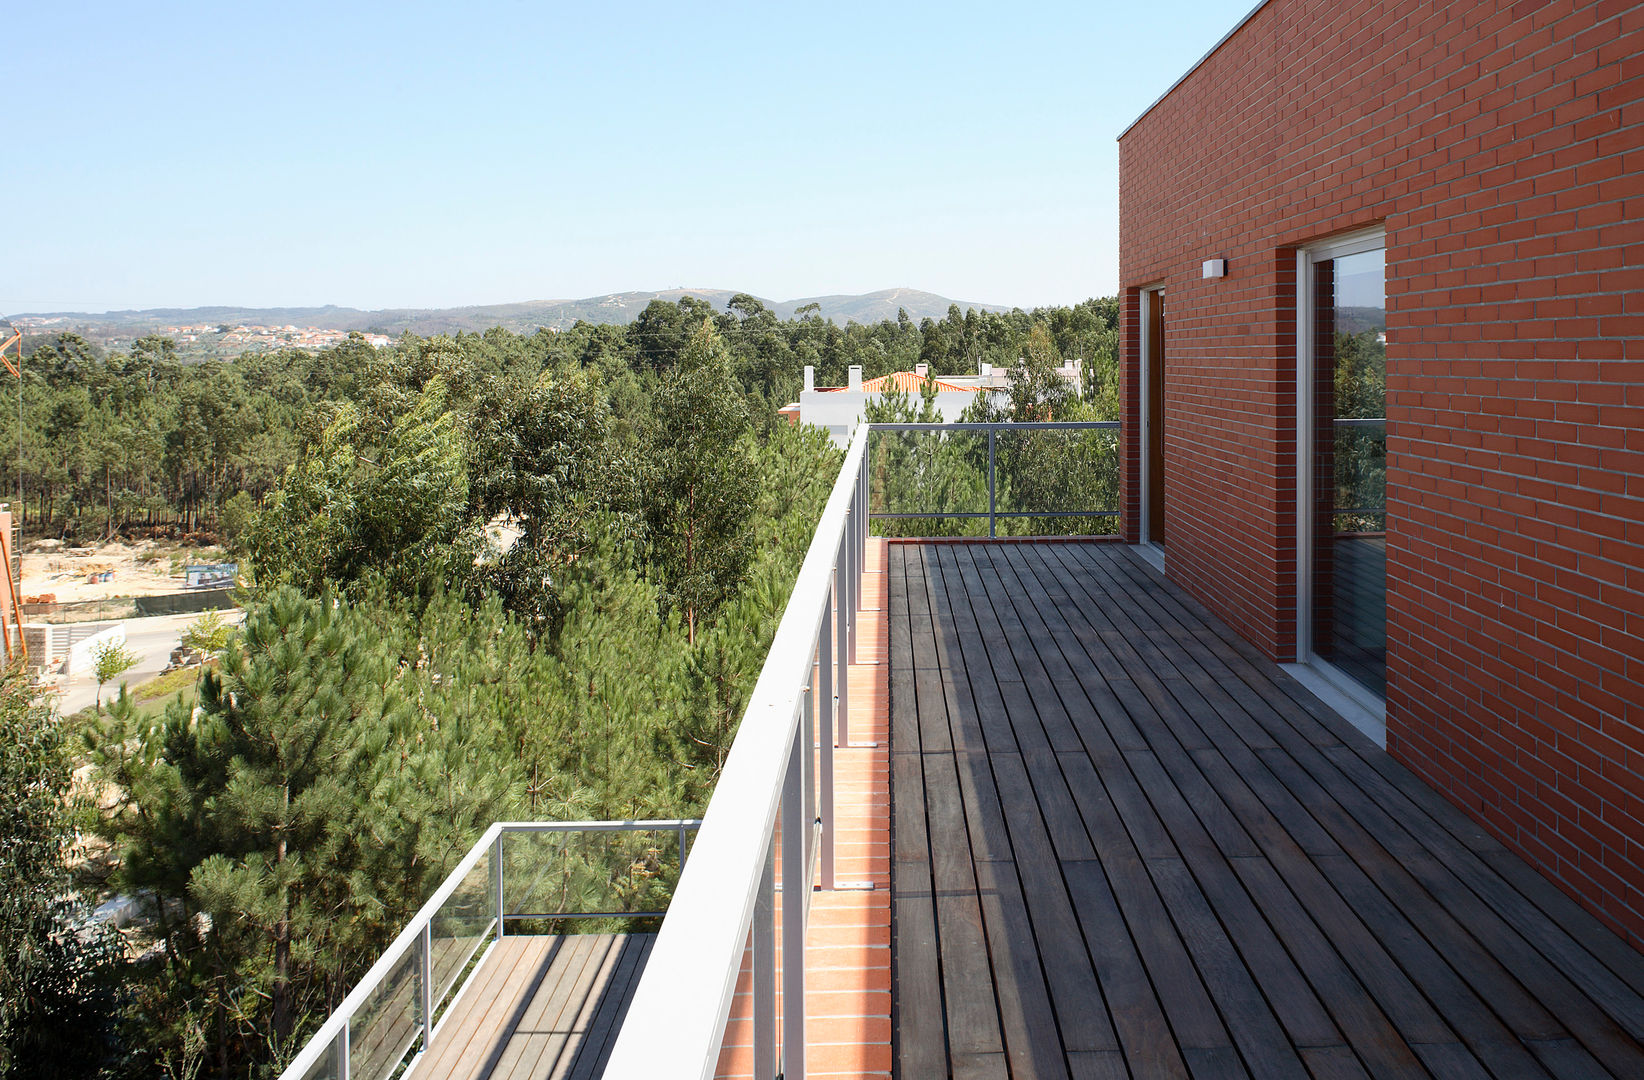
[1117,0,1275,141]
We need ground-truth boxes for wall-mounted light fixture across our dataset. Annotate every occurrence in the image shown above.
[1202,258,1227,279]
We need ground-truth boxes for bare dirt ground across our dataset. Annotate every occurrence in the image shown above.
[21,539,230,602]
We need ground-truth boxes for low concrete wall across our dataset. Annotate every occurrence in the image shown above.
[64,623,126,679]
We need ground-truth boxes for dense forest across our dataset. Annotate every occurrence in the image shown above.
[7,296,1119,540]
[0,295,1120,1080]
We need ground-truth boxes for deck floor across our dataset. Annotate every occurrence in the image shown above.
[887,541,1644,1079]
[411,934,651,1080]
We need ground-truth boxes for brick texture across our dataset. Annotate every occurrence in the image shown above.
[1119,0,1644,949]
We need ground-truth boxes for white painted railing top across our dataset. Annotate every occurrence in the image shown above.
[602,424,871,1079]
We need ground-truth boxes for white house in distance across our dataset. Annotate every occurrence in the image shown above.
[787,360,1082,447]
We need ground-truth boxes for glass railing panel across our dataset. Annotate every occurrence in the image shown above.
[992,426,1120,536]
[291,1042,338,1080]
[430,855,495,1009]
[867,428,989,537]
[347,946,421,1080]
[501,828,690,925]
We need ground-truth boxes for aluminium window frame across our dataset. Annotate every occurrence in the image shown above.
[1138,283,1167,554]
[1295,226,1387,718]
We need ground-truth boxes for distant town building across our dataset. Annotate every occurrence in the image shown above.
[791,359,1081,446]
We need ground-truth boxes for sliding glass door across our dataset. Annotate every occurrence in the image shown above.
[1299,231,1386,699]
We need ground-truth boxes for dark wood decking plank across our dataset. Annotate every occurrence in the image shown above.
[539,935,627,1080]
[1029,545,1343,862]
[1013,549,1420,1062]
[1060,858,1191,1079]
[936,557,1025,758]
[1059,742,1349,1053]
[983,547,1282,1074]
[889,541,1644,1079]
[1031,545,1453,1074]
[487,933,606,1080]
[456,935,576,1080]
[1081,544,1644,1070]
[922,739,1006,1055]
[1003,549,1266,866]
[565,935,653,1080]
[425,936,556,1080]
[1145,855,1313,1079]
[888,548,919,756]
[923,549,992,757]
[1058,549,1545,1071]
[421,937,535,1076]
[1228,855,1430,1080]
[905,546,941,671]
[974,858,1073,1080]
[986,752,1118,1055]
[890,547,954,1080]
[925,547,1079,1072]
[1044,548,1581,1058]
[1298,1044,1375,1080]
[887,545,915,674]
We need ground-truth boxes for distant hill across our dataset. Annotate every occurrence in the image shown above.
[10,287,1012,339]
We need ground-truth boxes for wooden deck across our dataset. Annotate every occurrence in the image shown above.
[410,934,651,1080]
[887,541,1644,1079]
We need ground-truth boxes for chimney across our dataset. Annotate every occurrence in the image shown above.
[980,362,992,378]
[915,362,929,378]
[848,365,862,391]
[803,365,814,392]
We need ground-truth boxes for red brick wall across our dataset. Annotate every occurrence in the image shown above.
[1118,0,1644,949]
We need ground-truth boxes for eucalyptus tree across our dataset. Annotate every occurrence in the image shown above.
[646,320,757,644]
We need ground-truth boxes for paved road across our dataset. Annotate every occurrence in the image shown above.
[54,609,244,717]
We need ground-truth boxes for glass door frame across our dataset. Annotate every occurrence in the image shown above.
[1139,284,1166,552]
[1295,226,1386,707]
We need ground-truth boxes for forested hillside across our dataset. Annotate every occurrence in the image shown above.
[7,294,1117,540]
[1,294,1118,1080]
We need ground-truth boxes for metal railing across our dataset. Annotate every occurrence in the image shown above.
[603,423,872,1080]
[279,819,701,1080]
[866,421,1121,538]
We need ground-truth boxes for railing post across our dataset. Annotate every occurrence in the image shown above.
[862,448,869,556]
[754,840,777,1080]
[782,725,807,1080]
[817,617,836,891]
[493,832,505,939]
[836,534,851,747]
[678,823,689,869]
[846,486,858,666]
[335,1022,351,1080]
[988,426,997,538]
[418,921,434,1051]
[802,682,815,876]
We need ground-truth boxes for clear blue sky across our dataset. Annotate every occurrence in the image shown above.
[7,1,1255,314]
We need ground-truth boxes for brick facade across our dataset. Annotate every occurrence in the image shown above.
[1118,0,1644,947]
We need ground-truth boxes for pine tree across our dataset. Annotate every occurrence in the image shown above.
[91,587,514,1075]
[0,667,123,1079]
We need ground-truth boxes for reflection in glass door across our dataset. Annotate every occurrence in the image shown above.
[1301,235,1386,698]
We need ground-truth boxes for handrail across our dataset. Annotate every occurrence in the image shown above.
[604,423,872,1080]
[866,420,1121,538]
[278,819,701,1080]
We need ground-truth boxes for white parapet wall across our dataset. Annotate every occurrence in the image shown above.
[65,623,127,678]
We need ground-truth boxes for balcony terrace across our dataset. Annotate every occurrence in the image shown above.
[886,539,1644,1078]
[284,424,1644,1080]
